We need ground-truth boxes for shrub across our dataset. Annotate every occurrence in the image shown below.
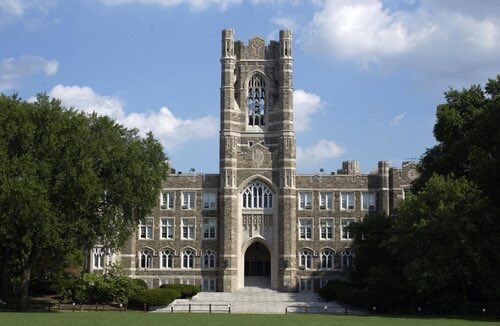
[131,278,148,289]
[159,284,200,298]
[318,279,348,301]
[130,288,181,308]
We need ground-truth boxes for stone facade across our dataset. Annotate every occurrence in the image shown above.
[88,30,417,293]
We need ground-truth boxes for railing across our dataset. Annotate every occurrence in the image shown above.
[169,303,231,314]
[285,304,350,314]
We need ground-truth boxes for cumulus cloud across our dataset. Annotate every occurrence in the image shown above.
[101,0,241,10]
[296,139,345,167]
[43,84,218,151]
[293,89,324,132]
[0,55,58,91]
[47,84,125,119]
[304,0,500,84]
[122,107,218,150]
[390,112,405,126]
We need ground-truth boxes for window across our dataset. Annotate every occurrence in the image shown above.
[319,192,333,210]
[341,192,355,210]
[299,279,313,292]
[182,249,195,269]
[202,249,216,269]
[242,181,273,209]
[93,247,105,270]
[160,249,173,269]
[320,219,334,240]
[321,249,335,269]
[159,278,171,286]
[298,218,312,240]
[341,249,354,269]
[181,218,195,240]
[320,279,332,288]
[161,218,174,239]
[202,279,216,292]
[202,192,217,210]
[247,75,266,126]
[160,191,174,209]
[298,192,312,209]
[362,192,376,211]
[139,249,153,269]
[139,218,153,239]
[299,250,312,269]
[182,192,195,209]
[341,218,355,240]
[203,218,217,239]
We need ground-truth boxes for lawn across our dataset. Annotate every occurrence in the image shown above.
[0,312,498,326]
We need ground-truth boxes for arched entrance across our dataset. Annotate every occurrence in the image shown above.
[244,242,271,288]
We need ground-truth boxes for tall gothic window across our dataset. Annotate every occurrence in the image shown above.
[242,181,273,209]
[247,75,266,126]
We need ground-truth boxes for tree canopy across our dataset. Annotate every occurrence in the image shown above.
[327,76,500,315]
[0,94,169,309]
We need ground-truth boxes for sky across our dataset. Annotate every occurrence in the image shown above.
[1,0,500,174]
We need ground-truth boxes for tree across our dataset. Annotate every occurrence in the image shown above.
[0,94,168,309]
[388,175,496,315]
[416,75,500,206]
[349,215,411,311]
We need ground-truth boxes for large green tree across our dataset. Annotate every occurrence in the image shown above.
[388,175,497,314]
[0,94,168,309]
[416,75,500,206]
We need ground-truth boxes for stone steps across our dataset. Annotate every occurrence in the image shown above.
[154,287,352,314]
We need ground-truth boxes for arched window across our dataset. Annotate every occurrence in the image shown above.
[247,75,266,126]
[93,247,105,270]
[182,249,195,269]
[341,249,354,269]
[242,181,273,209]
[202,249,216,269]
[299,249,312,269]
[139,249,153,269]
[321,249,335,269]
[161,249,173,269]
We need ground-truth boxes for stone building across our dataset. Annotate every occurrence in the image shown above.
[89,29,417,293]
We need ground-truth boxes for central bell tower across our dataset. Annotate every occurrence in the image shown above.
[219,29,297,292]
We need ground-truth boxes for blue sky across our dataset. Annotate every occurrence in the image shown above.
[1,0,500,173]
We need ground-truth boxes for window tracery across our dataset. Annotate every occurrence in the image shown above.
[242,181,273,209]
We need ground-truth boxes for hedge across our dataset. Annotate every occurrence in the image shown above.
[159,284,200,299]
[130,288,181,307]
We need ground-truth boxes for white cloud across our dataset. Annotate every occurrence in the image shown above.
[390,112,405,126]
[122,107,218,150]
[47,84,125,119]
[0,0,56,20]
[304,0,500,84]
[296,139,345,167]
[0,55,58,91]
[293,89,324,132]
[43,84,218,152]
[101,0,241,10]
[1,0,24,16]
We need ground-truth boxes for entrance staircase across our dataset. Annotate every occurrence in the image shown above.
[154,278,350,314]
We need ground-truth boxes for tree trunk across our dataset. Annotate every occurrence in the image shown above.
[19,249,35,311]
[460,280,468,318]
[1,248,9,301]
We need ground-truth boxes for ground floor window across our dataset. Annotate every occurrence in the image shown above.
[202,279,216,292]
[299,279,313,292]
[341,249,354,269]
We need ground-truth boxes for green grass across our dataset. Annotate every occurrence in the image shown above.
[0,312,498,326]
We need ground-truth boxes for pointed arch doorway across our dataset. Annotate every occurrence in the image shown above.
[244,241,271,288]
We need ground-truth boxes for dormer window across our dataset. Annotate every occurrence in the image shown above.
[247,75,266,126]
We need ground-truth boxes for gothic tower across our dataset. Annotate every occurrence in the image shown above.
[219,29,297,291]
